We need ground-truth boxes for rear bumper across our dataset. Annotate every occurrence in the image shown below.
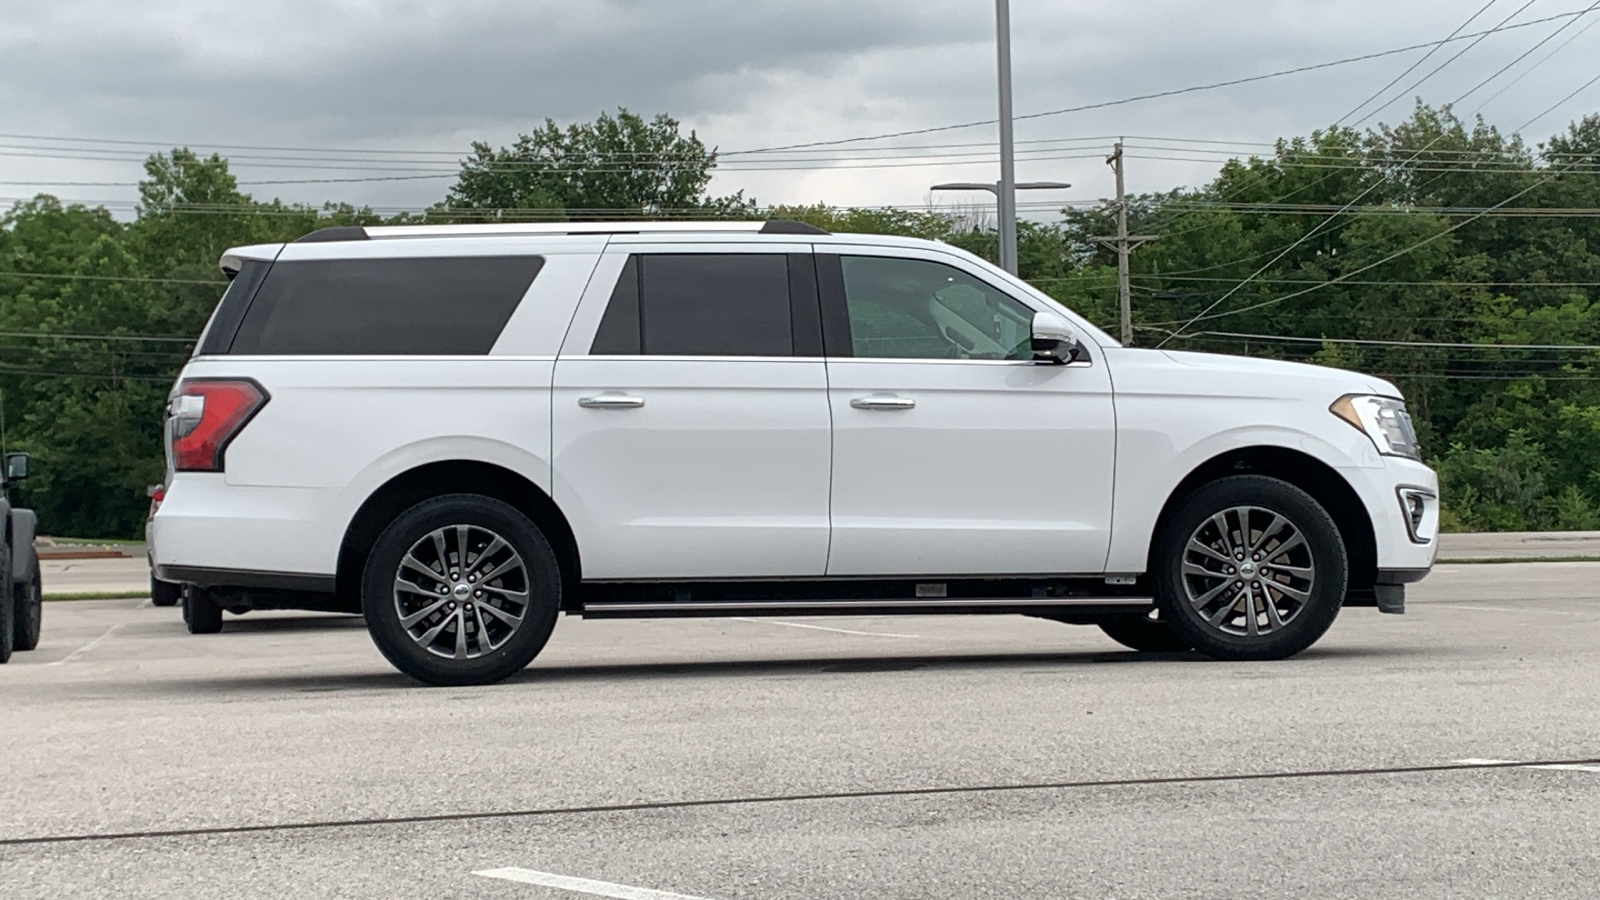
[149,475,342,578]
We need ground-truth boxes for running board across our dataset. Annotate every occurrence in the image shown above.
[578,596,1153,619]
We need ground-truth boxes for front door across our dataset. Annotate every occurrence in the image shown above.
[552,245,832,580]
[819,248,1117,577]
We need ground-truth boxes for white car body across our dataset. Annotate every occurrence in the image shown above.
[151,221,1437,652]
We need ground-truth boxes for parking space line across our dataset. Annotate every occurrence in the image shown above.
[731,617,921,638]
[1431,604,1586,615]
[474,868,715,899]
[48,624,123,666]
[1456,758,1600,774]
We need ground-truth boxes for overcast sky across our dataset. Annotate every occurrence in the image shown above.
[4,0,1599,219]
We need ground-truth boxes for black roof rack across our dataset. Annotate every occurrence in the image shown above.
[759,220,829,235]
[295,226,370,243]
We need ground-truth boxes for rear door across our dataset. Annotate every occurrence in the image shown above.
[552,243,832,580]
[819,247,1117,577]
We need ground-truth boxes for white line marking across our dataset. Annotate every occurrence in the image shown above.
[1431,604,1585,615]
[1456,758,1600,774]
[731,617,920,638]
[473,868,716,900]
[48,624,122,666]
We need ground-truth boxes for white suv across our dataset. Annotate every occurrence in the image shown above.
[151,220,1438,685]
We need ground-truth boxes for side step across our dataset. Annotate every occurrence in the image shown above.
[579,596,1153,619]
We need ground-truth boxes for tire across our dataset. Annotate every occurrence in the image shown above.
[183,586,224,634]
[361,494,561,686]
[150,575,182,607]
[13,563,41,652]
[0,548,12,664]
[1097,611,1192,653]
[1153,475,1347,661]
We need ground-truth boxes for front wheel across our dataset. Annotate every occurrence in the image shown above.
[1153,475,1347,661]
[361,494,561,686]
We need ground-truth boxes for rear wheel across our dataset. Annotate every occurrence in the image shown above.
[183,586,223,634]
[13,564,41,651]
[1154,475,1347,661]
[1097,611,1192,653]
[361,494,561,686]
[150,575,182,607]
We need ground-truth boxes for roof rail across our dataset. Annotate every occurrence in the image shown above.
[294,220,828,242]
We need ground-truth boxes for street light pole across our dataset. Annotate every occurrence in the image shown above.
[995,0,1018,275]
[932,181,1072,266]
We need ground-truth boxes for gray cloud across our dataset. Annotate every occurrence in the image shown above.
[3,0,1598,214]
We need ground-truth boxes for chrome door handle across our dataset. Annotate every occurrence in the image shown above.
[850,394,916,411]
[579,393,645,409]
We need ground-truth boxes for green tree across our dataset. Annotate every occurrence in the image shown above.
[442,109,753,219]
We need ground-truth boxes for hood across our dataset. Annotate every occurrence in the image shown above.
[1111,348,1401,400]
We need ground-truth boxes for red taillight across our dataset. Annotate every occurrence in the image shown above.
[168,379,268,472]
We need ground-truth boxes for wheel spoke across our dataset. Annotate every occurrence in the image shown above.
[1269,563,1314,578]
[454,527,470,575]
[1190,578,1235,608]
[473,557,524,586]
[400,554,446,586]
[1265,533,1306,561]
[1182,561,1226,579]
[452,608,468,659]
[1250,514,1284,552]
[1262,590,1286,630]
[1269,580,1311,602]
[1186,540,1233,566]
[1207,591,1241,626]
[476,601,523,627]
[473,606,495,652]
[1210,513,1236,555]
[417,613,453,648]
[1243,589,1259,636]
[472,537,507,570]
[398,593,452,628]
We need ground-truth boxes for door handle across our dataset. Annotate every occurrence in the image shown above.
[579,393,645,409]
[850,394,916,411]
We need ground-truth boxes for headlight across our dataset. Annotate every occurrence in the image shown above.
[1330,394,1422,460]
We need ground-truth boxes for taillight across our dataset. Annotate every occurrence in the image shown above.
[168,379,268,472]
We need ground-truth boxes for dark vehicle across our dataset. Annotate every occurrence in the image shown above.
[0,452,41,663]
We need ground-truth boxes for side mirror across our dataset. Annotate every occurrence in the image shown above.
[4,452,29,482]
[1031,312,1082,364]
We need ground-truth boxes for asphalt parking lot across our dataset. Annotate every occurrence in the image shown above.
[3,562,1599,899]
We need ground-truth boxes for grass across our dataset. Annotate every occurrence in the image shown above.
[43,590,150,602]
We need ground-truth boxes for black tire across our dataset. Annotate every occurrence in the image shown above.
[1154,475,1347,661]
[1097,611,1192,653]
[150,575,182,607]
[362,494,560,686]
[13,563,41,652]
[0,548,12,664]
[183,585,224,634]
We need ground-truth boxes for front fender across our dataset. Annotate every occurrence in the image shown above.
[9,508,37,581]
[1105,419,1373,573]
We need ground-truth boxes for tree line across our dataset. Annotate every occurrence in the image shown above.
[2,106,1597,536]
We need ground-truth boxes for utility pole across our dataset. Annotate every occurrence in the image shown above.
[995,0,1018,274]
[1096,140,1158,345]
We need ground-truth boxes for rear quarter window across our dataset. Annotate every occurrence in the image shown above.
[229,256,544,355]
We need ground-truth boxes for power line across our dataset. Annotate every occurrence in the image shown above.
[1337,0,1501,126]
[731,8,1595,153]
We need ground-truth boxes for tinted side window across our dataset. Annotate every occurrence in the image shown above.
[231,256,543,355]
[641,254,792,356]
[590,256,641,354]
[839,255,1034,360]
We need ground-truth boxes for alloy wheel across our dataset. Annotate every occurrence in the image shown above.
[393,525,530,659]
[1181,505,1316,638]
